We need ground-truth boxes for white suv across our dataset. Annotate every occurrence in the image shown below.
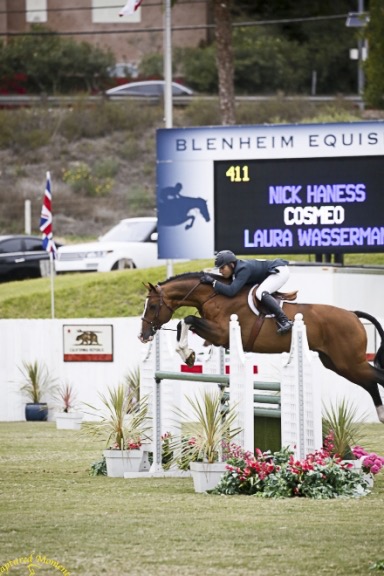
[55,217,163,273]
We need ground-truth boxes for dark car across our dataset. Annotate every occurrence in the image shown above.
[0,235,54,282]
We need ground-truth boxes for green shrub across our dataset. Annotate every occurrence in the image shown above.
[62,162,113,197]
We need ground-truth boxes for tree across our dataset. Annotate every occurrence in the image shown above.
[3,25,114,94]
[213,0,235,124]
[364,0,384,109]
[172,0,236,125]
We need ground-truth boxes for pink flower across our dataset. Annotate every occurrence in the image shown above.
[352,445,368,459]
[357,450,384,475]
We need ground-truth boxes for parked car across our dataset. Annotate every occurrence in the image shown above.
[55,217,164,273]
[0,235,53,282]
[105,80,194,99]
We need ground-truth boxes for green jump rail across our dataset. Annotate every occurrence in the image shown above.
[154,372,282,418]
[154,371,230,385]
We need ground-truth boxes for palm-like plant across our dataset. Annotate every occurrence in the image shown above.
[53,381,78,413]
[322,398,366,459]
[123,365,141,413]
[18,360,57,403]
[172,389,241,465]
[83,384,151,449]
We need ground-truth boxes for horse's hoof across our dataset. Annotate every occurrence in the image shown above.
[185,351,196,367]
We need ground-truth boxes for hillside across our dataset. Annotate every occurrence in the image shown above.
[0,97,368,240]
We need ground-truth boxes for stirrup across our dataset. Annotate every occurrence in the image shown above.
[276,320,293,334]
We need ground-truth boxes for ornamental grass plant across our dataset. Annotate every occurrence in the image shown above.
[17,359,57,404]
[322,398,365,459]
[170,389,241,466]
[82,384,151,450]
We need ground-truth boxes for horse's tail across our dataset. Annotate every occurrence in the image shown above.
[354,310,384,370]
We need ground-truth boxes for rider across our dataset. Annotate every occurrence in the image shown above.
[159,182,183,203]
[201,250,293,334]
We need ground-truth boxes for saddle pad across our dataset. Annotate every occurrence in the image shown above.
[247,285,281,317]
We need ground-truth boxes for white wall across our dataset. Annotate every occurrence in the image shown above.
[1,266,383,423]
[0,317,146,421]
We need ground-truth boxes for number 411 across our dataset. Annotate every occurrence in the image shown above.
[225,165,250,182]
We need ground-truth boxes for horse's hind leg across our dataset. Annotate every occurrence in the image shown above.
[318,352,384,423]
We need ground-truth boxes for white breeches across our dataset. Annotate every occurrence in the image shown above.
[255,266,290,300]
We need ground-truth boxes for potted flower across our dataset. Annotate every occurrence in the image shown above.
[17,360,57,421]
[171,389,241,493]
[53,382,83,430]
[351,445,384,487]
[82,383,151,477]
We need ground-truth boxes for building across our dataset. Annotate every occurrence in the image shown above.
[0,0,210,65]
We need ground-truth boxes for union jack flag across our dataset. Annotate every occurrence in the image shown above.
[119,0,144,16]
[39,171,57,256]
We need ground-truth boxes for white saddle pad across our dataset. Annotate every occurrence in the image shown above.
[247,285,281,317]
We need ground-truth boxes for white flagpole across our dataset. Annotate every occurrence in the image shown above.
[49,251,55,319]
[164,0,174,279]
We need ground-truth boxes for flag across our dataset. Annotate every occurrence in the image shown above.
[119,0,143,16]
[39,171,57,257]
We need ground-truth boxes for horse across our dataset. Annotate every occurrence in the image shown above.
[158,196,210,230]
[138,271,384,423]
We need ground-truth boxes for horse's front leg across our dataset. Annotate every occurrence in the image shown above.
[185,215,195,230]
[175,317,227,366]
[175,320,196,366]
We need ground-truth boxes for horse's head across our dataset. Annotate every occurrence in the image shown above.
[197,198,210,223]
[138,282,174,343]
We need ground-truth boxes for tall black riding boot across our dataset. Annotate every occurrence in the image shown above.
[260,291,293,334]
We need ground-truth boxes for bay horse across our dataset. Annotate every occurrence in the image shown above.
[139,271,384,423]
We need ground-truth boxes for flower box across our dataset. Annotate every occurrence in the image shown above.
[55,412,83,430]
[189,462,227,493]
[103,449,150,478]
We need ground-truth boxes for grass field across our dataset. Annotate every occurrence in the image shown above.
[0,253,383,319]
[1,422,384,575]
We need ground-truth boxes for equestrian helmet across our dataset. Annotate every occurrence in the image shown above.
[214,250,237,268]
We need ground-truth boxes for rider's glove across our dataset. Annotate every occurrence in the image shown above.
[201,274,215,285]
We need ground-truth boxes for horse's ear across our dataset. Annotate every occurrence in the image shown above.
[142,282,157,292]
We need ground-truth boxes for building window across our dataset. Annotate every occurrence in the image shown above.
[92,0,141,23]
[26,0,47,23]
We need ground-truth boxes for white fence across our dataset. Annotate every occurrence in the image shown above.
[0,315,382,423]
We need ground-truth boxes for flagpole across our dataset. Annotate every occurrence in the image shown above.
[49,251,55,319]
[40,171,57,320]
[164,0,174,279]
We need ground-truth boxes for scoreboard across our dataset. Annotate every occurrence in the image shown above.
[214,155,384,255]
[156,123,384,260]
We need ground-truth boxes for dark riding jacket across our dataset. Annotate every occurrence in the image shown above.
[213,258,288,297]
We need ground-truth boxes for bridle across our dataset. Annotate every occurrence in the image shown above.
[141,280,213,336]
[141,286,174,336]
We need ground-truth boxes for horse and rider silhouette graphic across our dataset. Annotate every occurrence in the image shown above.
[158,182,210,230]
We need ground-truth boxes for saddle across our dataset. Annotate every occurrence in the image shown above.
[248,285,298,316]
[244,286,298,351]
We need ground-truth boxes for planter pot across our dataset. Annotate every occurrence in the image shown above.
[189,462,227,493]
[343,459,374,488]
[55,412,83,430]
[25,403,48,422]
[103,449,150,478]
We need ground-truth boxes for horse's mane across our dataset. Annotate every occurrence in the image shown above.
[158,271,228,286]
[158,271,203,286]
